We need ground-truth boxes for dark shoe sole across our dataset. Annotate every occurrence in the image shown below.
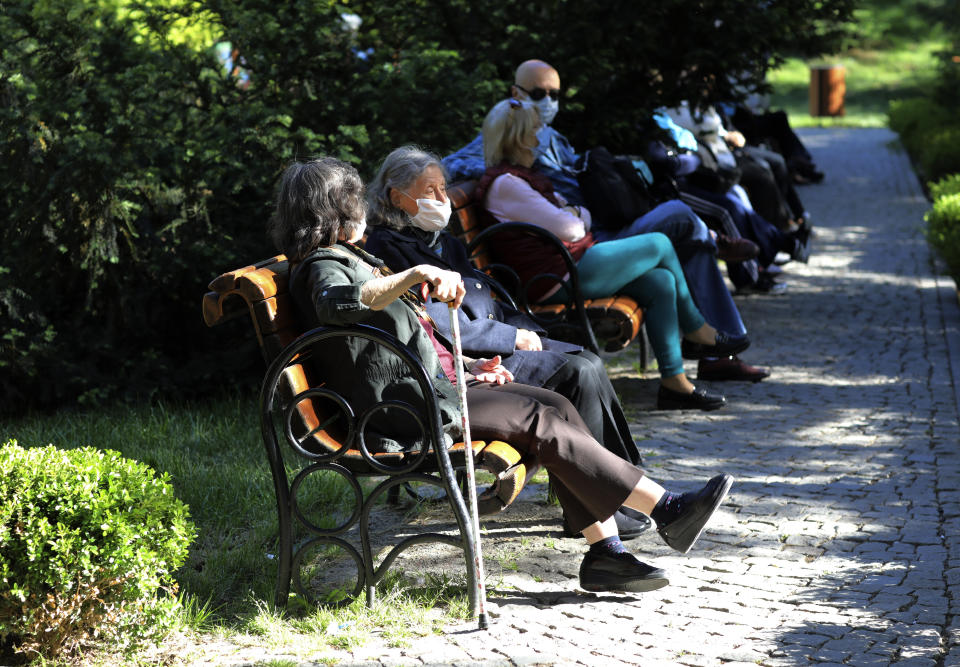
[580,572,670,593]
[659,474,734,554]
[697,369,771,383]
[697,374,768,383]
[656,397,726,411]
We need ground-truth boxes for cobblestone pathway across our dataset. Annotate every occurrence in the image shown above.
[290,128,960,666]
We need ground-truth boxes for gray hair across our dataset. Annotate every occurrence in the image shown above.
[367,145,447,230]
[268,157,366,261]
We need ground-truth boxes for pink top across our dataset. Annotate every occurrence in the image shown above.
[484,173,592,242]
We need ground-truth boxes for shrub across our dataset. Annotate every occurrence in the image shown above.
[0,440,196,659]
[926,191,960,280]
[920,127,960,182]
[888,98,938,148]
[889,98,960,183]
[929,173,960,200]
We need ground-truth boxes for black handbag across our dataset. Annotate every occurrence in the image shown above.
[576,146,657,233]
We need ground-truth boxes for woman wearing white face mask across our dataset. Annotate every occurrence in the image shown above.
[365,145,654,540]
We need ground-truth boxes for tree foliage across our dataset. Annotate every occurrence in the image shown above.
[0,0,853,412]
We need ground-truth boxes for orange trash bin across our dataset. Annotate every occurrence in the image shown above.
[809,65,846,117]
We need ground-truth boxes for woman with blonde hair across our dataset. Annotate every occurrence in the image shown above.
[477,98,748,410]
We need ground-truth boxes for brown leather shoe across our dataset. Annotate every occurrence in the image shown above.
[697,355,770,382]
[716,235,759,263]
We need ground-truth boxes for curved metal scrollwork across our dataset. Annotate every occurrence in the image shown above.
[361,474,464,590]
[289,463,363,536]
[356,400,432,475]
[291,536,365,606]
[467,221,601,354]
[259,325,479,615]
[283,388,355,462]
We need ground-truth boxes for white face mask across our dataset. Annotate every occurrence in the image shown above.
[531,95,559,126]
[405,195,451,231]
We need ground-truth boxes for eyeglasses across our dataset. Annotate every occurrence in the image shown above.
[515,84,560,101]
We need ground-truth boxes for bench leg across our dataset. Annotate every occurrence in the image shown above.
[638,324,650,372]
[387,484,400,505]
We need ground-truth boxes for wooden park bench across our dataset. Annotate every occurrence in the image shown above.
[447,181,649,368]
[202,255,539,613]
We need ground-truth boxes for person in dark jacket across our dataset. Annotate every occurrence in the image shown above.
[267,155,734,594]
[364,145,650,537]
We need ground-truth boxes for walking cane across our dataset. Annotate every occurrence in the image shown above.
[447,300,490,630]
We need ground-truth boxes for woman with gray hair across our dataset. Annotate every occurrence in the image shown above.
[269,155,733,594]
[365,145,652,539]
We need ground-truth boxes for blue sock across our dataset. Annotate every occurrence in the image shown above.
[650,491,684,527]
[589,535,628,555]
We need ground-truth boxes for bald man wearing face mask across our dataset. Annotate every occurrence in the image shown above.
[443,60,582,204]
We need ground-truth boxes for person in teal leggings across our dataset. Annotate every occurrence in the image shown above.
[477,98,750,410]
[576,232,704,379]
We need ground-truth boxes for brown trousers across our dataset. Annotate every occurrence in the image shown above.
[465,380,644,533]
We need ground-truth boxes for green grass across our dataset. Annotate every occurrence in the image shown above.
[768,40,945,127]
[3,395,474,663]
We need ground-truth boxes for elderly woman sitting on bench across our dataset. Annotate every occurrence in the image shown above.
[363,144,649,539]
[267,156,733,594]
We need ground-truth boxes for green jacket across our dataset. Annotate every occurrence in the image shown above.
[289,242,462,453]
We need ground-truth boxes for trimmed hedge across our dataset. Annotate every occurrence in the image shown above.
[0,441,196,659]
[926,177,960,280]
[889,96,960,282]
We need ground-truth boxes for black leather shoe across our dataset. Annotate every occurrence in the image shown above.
[579,551,669,593]
[563,508,652,539]
[658,474,734,554]
[681,331,750,360]
[616,507,653,539]
[656,385,726,411]
[697,356,771,383]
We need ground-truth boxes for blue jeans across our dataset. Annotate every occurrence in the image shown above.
[593,201,747,337]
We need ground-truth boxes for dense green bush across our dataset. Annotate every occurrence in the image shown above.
[889,98,960,183]
[0,0,854,413]
[887,1,960,282]
[0,440,196,659]
[926,181,960,280]
[889,99,960,280]
[929,173,960,200]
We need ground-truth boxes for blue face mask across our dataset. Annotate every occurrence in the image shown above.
[531,96,559,126]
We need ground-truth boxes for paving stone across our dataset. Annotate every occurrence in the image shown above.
[847,654,895,667]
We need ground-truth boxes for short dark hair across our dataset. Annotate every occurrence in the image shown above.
[268,157,366,261]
